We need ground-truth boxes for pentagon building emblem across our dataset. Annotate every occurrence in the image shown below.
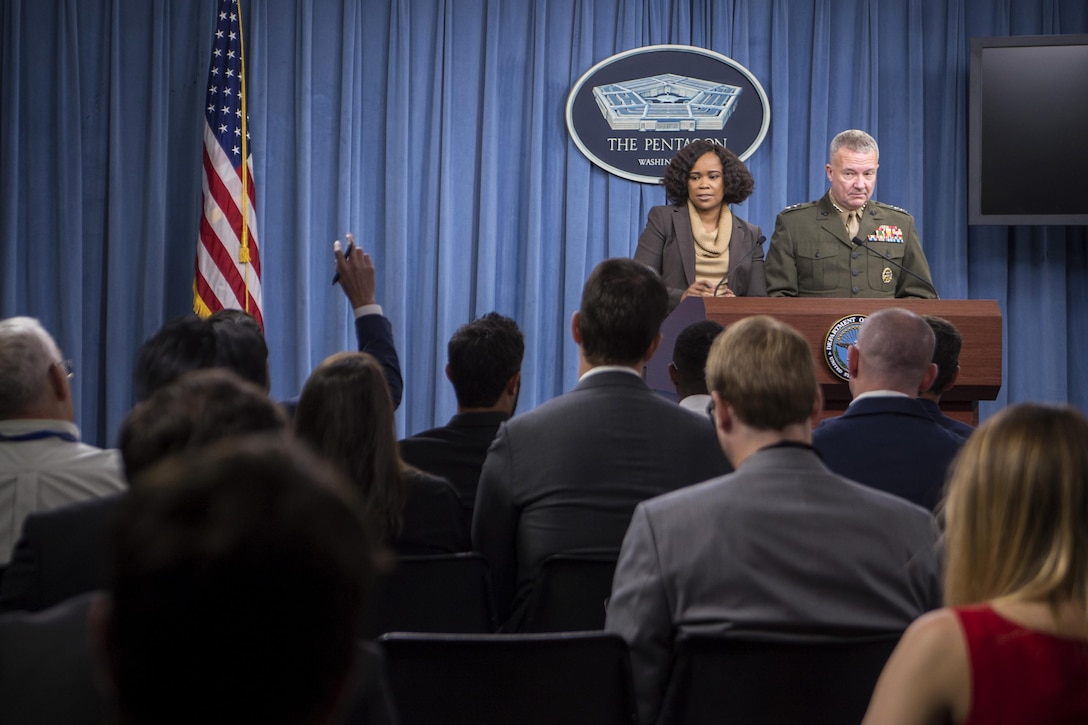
[566,45,770,184]
[592,74,742,132]
[824,315,866,381]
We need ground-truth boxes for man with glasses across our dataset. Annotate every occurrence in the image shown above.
[0,317,125,566]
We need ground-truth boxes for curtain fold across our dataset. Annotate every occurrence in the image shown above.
[1,0,1086,447]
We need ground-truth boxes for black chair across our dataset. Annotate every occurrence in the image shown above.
[519,549,619,632]
[364,552,496,637]
[378,631,639,725]
[655,630,903,725]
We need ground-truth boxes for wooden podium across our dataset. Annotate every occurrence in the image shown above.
[646,297,1003,425]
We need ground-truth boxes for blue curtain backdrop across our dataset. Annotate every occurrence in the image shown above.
[2,0,1086,447]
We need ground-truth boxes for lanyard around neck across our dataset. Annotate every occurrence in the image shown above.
[0,429,78,443]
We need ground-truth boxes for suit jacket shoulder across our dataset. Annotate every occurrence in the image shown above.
[0,494,123,614]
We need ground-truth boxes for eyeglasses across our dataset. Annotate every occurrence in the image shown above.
[55,359,74,379]
[705,399,715,427]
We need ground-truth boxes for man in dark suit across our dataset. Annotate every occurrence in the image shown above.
[813,308,964,511]
[400,312,524,529]
[1,311,283,612]
[473,258,732,631]
[0,433,397,725]
[918,315,975,439]
[0,370,286,613]
[606,315,942,725]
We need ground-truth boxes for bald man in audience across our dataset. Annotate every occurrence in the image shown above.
[606,316,941,725]
[813,308,964,510]
[0,317,125,566]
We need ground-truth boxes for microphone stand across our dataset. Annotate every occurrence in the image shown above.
[711,237,766,298]
[852,236,940,299]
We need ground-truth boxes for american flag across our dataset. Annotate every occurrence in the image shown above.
[193,0,263,330]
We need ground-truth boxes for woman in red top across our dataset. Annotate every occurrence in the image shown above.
[864,403,1088,724]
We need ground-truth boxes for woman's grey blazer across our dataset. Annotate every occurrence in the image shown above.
[634,204,767,311]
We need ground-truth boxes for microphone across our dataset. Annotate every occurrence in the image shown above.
[851,236,940,299]
[711,237,767,297]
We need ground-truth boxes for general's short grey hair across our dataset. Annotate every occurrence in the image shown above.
[830,129,879,159]
[0,317,62,418]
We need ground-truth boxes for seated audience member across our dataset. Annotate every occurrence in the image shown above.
[473,258,731,631]
[0,317,125,566]
[668,319,724,414]
[132,315,218,401]
[918,315,975,439]
[400,312,524,527]
[0,370,286,613]
[131,310,270,399]
[88,435,390,725]
[606,315,942,725]
[207,308,271,392]
[865,403,1088,724]
[295,351,466,555]
[813,307,963,511]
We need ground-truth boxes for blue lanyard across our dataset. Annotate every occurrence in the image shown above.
[0,430,78,443]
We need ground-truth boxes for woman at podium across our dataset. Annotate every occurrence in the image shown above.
[634,140,766,312]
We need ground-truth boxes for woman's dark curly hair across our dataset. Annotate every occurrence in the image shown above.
[662,140,755,206]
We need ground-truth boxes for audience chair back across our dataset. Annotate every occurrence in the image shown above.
[364,552,496,637]
[378,631,639,725]
[520,549,619,632]
[655,630,902,725]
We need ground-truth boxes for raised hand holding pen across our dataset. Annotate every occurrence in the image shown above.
[333,233,377,308]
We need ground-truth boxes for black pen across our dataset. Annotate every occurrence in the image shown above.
[331,240,355,285]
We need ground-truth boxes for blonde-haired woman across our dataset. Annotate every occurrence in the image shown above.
[864,403,1088,723]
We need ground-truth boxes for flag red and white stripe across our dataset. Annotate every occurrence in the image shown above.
[193,0,263,330]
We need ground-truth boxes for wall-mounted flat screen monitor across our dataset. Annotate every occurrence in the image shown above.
[969,34,1088,226]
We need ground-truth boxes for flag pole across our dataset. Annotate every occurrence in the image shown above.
[236,0,251,313]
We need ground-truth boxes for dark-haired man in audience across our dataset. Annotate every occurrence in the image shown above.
[668,319,723,415]
[400,312,524,528]
[208,308,272,391]
[813,308,964,511]
[606,315,942,725]
[0,317,125,566]
[918,315,975,439]
[132,311,269,401]
[473,258,731,631]
[0,370,285,613]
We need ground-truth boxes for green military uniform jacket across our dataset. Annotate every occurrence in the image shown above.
[765,191,937,298]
